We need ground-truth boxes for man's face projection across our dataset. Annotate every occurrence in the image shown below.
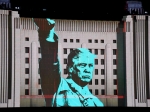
[71,53,95,84]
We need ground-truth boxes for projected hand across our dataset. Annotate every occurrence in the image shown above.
[33,18,58,42]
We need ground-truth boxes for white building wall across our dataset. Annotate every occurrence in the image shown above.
[19,18,45,107]
[0,10,20,107]
[123,15,150,107]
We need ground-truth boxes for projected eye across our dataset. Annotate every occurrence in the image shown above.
[79,63,86,68]
[89,64,93,68]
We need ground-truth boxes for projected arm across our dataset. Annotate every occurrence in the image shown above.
[33,18,60,106]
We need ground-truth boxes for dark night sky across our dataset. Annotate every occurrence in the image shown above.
[10,0,150,20]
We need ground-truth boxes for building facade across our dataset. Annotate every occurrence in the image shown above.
[1,9,150,107]
[117,15,150,107]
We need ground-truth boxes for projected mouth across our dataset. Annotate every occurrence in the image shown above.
[82,75,90,79]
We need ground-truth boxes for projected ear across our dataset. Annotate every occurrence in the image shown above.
[68,66,73,73]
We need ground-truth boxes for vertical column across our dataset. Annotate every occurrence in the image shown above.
[81,43,86,48]
[125,17,135,106]
[105,44,112,106]
[30,42,37,106]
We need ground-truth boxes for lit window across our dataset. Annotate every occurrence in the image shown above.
[95,69,98,75]
[95,59,98,65]
[95,40,98,43]
[38,58,41,63]
[101,49,104,55]
[25,47,29,53]
[101,89,105,95]
[101,40,104,43]
[114,90,117,95]
[64,69,67,74]
[70,49,73,53]
[64,59,67,64]
[113,40,116,43]
[25,58,29,63]
[64,39,67,42]
[101,79,105,85]
[113,69,117,75]
[25,79,29,84]
[25,68,29,74]
[95,89,98,95]
[70,39,73,42]
[76,39,80,43]
[113,49,117,55]
[38,89,42,95]
[95,79,98,85]
[101,59,104,65]
[101,69,105,75]
[88,39,92,43]
[113,59,117,65]
[38,79,41,84]
[25,37,29,41]
[113,79,117,85]
[64,48,67,54]
[25,89,29,95]
[94,49,98,54]
[38,48,41,53]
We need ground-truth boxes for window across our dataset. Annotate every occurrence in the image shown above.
[70,49,73,53]
[89,89,92,93]
[89,80,92,85]
[38,48,41,53]
[113,59,117,65]
[25,58,29,63]
[113,69,117,75]
[95,69,98,75]
[89,49,92,53]
[25,47,29,53]
[88,39,92,43]
[113,79,117,85]
[39,58,41,63]
[95,79,98,85]
[64,39,67,42]
[25,89,29,95]
[25,37,29,41]
[101,79,105,85]
[101,89,105,95]
[70,39,73,42]
[95,89,99,95]
[95,59,98,65]
[64,48,67,54]
[114,89,117,95]
[38,89,42,95]
[94,49,98,54]
[101,69,105,75]
[101,49,104,55]
[95,40,98,43]
[101,40,104,43]
[64,69,67,74]
[25,68,29,74]
[101,59,104,65]
[113,40,116,43]
[38,79,41,84]
[113,49,117,55]
[38,68,40,74]
[64,59,67,64]
[25,79,29,84]
[76,39,80,43]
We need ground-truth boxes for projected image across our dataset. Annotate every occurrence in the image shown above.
[33,18,104,107]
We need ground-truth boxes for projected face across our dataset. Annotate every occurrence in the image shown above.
[70,50,95,84]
